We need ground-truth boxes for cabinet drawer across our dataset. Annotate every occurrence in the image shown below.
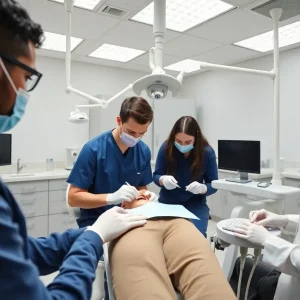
[26,216,48,238]
[49,179,68,191]
[49,214,77,234]
[16,191,48,217]
[49,190,69,214]
[7,180,48,194]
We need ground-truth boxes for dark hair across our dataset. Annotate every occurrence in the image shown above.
[0,0,44,58]
[165,116,209,181]
[119,96,153,125]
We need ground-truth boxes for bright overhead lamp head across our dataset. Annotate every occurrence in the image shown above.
[89,43,145,62]
[68,108,89,123]
[51,0,100,10]
[131,0,234,32]
[42,31,83,52]
[132,73,182,100]
[165,59,201,73]
[234,21,300,52]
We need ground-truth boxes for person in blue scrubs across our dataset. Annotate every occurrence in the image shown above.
[0,2,147,299]
[68,96,154,228]
[153,116,218,237]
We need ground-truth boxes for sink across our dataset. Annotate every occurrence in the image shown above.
[9,173,35,177]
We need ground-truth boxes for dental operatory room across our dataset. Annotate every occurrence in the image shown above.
[1,0,300,299]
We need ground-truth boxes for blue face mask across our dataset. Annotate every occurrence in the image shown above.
[0,58,29,133]
[174,142,194,154]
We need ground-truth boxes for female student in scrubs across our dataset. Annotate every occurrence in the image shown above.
[153,116,218,236]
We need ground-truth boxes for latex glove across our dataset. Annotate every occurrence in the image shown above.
[87,206,147,243]
[233,220,271,246]
[144,191,158,202]
[106,185,139,205]
[249,209,289,228]
[186,181,207,194]
[160,175,179,190]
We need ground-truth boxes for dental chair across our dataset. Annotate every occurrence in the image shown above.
[66,184,183,300]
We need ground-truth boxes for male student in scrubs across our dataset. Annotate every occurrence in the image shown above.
[0,1,147,299]
[68,96,154,227]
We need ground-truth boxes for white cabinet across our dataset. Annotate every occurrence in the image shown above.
[49,190,69,215]
[49,214,77,233]
[26,216,48,238]
[16,191,48,218]
[208,171,272,220]
[283,178,300,214]
[6,178,73,236]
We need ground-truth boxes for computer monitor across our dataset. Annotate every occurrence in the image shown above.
[0,134,12,166]
[218,140,260,183]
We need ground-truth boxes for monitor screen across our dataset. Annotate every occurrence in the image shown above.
[0,134,12,166]
[218,140,260,174]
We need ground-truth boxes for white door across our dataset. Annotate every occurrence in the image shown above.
[153,98,196,159]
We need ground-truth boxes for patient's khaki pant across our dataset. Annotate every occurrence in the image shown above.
[110,218,236,300]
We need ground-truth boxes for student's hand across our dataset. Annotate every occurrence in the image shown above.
[186,182,207,194]
[160,175,180,190]
[249,209,289,228]
[232,220,270,246]
[106,185,139,205]
[88,207,147,243]
[143,191,158,202]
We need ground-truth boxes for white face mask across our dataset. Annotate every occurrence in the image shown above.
[119,127,141,147]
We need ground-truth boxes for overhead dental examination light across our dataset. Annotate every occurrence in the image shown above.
[64,0,184,121]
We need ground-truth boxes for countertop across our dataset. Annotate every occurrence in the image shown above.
[1,166,300,184]
[1,169,71,183]
[218,168,273,180]
[282,168,300,180]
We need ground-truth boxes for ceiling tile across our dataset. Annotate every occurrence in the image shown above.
[105,0,151,11]
[120,63,150,73]
[74,55,123,67]
[186,9,272,44]
[130,53,182,67]
[193,45,259,65]
[101,20,180,51]
[224,0,257,6]
[164,35,221,58]
[27,0,120,40]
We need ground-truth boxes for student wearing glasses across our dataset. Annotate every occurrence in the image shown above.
[0,1,147,299]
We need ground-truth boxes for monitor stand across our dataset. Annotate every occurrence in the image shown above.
[226,172,252,184]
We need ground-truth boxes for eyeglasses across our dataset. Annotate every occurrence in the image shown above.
[0,53,43,92]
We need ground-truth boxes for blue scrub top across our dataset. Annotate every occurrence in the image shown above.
[153,142,218,235]
[67,130,153,227]
[0,179,103,299]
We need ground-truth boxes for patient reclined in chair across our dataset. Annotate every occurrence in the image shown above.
[108,191,236,300]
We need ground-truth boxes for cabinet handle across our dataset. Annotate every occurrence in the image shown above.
[156,135,158,147]
[21,187,36,194]
[24,211,35,217]
[21,198,36,205]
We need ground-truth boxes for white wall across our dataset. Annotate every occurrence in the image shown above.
[7,56,147,163]
[181,46,300,163]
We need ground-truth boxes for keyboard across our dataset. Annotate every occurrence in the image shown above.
[222,218,246,232]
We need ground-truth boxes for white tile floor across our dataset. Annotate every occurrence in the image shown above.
[40,220,227,286]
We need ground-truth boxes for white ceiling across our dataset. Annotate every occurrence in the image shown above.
[18,0,300,74]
